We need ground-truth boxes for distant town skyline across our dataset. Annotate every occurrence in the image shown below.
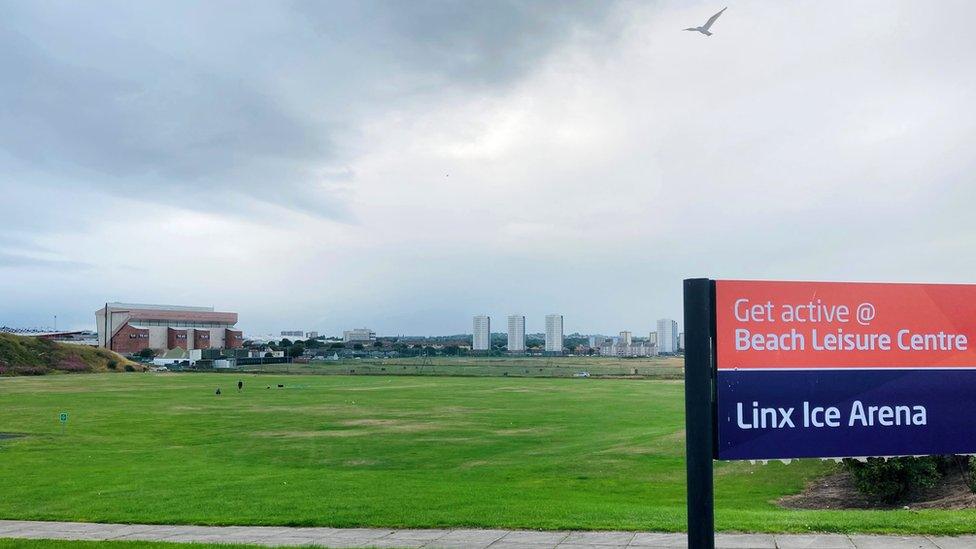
[8,301,683,339]
[4,2,975,336]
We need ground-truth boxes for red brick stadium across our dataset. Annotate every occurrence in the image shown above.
[95,303,243,355]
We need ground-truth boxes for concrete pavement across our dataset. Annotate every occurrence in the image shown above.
[0,520,970,548]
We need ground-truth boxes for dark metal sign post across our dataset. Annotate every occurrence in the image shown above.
[683,278,716,549]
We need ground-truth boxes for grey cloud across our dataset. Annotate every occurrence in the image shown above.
[0,250,91,270]
[2,9,330,219]
[0,24,340,218]
[0,1,619,222]
[295,0,618,89]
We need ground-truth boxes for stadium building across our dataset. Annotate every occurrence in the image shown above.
[95,302,242,354]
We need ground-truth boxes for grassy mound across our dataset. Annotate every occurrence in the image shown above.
[0,333,143,376]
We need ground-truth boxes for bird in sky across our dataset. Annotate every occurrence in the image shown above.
[684,7,727,36]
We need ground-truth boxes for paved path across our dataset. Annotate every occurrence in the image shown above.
[0,520,971,548]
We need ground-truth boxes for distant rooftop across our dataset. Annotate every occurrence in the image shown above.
[103,303,214,312]
[0,327,90,336]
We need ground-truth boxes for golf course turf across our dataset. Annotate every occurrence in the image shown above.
[1,373,974,534]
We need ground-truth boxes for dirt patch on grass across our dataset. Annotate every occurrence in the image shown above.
[601,443,658,455]
[493,427,550,436]
[661,429,685,442]
[344,459,378,466]
[484,386,547,394]
[779,470,976,510]
[459,459,491,469]
[171,405,215,412]
[253,430,367,438]
[434,406,473,415]
[3,384,94,393]
[254,419,447,439]
[339,384,433,392]
[599,430,685,456]
[244,403,360,415]
[340,419,440,433]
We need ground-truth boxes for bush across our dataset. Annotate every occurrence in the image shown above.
[843,456,943,503]
[55,356,90,372]
[964,456,976,493]
[124,364,136,372]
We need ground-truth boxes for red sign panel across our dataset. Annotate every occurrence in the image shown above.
[716,280,976,370]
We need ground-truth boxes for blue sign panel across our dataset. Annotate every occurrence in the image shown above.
[717,369,976,460]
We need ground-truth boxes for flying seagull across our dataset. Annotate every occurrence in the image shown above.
[684,7,726,36]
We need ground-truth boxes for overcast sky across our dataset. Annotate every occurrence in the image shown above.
[3,0,976,336]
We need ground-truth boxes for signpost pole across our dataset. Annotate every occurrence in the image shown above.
[683,278,715,549]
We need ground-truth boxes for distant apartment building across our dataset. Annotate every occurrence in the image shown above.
[595,330,657,357]
[279,330,318,340]
[507,314,526,352]
[472,315,491,351]
[343,328,376,342]
[678,332,685,351]
[545,314,564,353]
[599,338,657,357]
[95,302,242,355]
[657,318,679,354]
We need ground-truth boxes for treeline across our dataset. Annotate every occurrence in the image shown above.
[253,336,598,357]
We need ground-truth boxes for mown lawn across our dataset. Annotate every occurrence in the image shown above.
[242,355,685,379]
[0,373,972,534]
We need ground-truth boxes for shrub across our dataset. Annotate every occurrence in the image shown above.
[136,348,157,359]
[55,356,90,372]
[843,456,943,503]
[124,364,136,372]
[964,456,976,493]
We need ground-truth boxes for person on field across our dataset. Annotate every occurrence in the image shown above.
[215,387,221,395]
[237,380,243,392]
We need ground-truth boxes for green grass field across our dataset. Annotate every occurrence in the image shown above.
[1,373,974,534]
